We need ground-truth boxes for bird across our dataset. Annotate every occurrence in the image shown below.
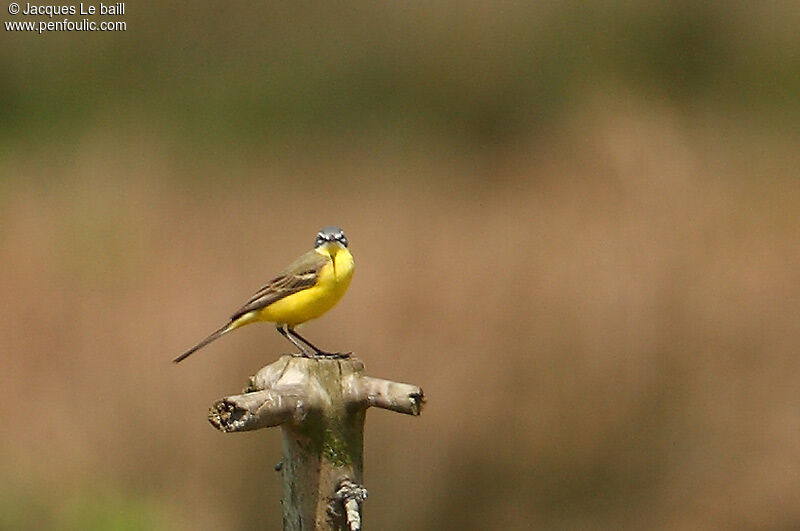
[173,226,354,363]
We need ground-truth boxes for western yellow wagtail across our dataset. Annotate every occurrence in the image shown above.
[173,226,354,363]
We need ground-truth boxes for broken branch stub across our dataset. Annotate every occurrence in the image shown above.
[208,354,424,531]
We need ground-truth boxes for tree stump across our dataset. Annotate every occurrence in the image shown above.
[208,355,424,531]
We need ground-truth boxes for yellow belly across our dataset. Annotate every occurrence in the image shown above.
[257,247,354,326]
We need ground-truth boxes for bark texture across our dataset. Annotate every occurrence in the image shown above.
[208,355,424,530]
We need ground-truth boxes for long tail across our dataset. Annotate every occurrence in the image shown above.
[173,321,235,363]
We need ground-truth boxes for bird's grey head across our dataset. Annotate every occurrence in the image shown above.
[315,226,348,248]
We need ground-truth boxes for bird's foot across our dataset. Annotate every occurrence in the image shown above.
[288,350,351,359]
[311,351,352,360]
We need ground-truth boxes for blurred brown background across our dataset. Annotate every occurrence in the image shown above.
[2,2,799,529]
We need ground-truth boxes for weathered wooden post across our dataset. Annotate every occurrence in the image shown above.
[208,354,424,530]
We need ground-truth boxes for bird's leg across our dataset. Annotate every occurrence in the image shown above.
[288,327,350,359]
[277,324,314,358]
[287,327,329,356]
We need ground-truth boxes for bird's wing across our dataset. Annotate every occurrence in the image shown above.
[230,250,329,320]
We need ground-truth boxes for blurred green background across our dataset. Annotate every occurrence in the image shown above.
[2,2,799,529]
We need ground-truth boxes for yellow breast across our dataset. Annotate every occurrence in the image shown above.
[259,244,354,326]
